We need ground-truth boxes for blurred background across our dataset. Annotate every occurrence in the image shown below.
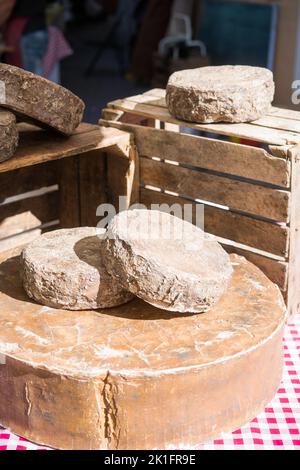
[0,0,298,123]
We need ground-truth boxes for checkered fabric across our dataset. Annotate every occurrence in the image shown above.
[1,317,299,451]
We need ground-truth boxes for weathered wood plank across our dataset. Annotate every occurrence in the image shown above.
[107,153,129,210]
[143,88,166,98]
[222,243,288,293]
[0,161,58,202]
[270,106,300,122]
[126,88,300,124]
[0,218,59,252]
[0,191,58,224]
[287,145,300,317]
[106,141,140,212]
[0,226,41,252]
[0,211,42,252]
[141,157,290,222]
[140,189,289,258]
[100,119,291,188]
[0,124,131,173]
[0,212,40,240]
[253,115,300,133]
[101,108,125,121]
[79,150,107,227]
[58,157,80,228]
[108,98,300,146]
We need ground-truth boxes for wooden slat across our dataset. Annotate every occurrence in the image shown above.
[222,243,288,293]
[253,115,300,133]
[0,161,58,202]
[270,107,300,122]
[0,191,58,224]
[141,157,290,222]
[0,220,60,253]
[108,98,300,146]
[0,211,42,250]
[109,89,300,138]
[143,88,166,98]
[127,144,140,207]
[106,143,139,212]
[128,88,300,124]
[287,145,300,317]
[140,189,289,258]
[101,109,125,122]
[79,150,107,227]
[58,157,80,228]
[0,124,131,173]
[107,154,129,211]
[0,212,40,239]
[0,226,41,253]
[119,93,166,108]
[100,119,291,188]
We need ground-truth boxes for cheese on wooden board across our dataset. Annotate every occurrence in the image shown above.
[166,66,275,124]
[0,250,286,449]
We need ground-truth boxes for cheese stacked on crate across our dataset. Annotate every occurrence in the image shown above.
[101,86,300,317]
[166,66,275,123]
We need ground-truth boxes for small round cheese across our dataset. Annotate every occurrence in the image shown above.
[20,227,133,310]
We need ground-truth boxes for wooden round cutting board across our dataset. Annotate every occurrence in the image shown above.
[0,248,286,450]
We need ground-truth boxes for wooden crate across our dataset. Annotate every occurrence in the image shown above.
[100,88,300,317]
[0,122,133,252]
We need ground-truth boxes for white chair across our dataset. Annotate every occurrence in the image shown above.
[159,13,206,60]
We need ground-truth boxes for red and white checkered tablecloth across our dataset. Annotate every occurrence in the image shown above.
[1,317,300,451]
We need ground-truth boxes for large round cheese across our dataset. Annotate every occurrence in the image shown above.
[102,209,233,312]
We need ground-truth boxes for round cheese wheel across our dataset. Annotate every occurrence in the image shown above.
[166,65,275,123]
[20,227,133,310]
[0,110,18,163]
[0,63,84,135]
[102,209,233,312]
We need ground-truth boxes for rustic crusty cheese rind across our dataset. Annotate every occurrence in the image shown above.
[0,63,84,135]
[166,65,275,124]
[0,110,18,162]
[20,227,133,310]
[0,251,286,449]
[102,209,233,313]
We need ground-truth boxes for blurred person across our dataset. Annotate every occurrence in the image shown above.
[131,0,174,84]
[86,0,146,76]
[4,0,72,83]
[5,0,48,74]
